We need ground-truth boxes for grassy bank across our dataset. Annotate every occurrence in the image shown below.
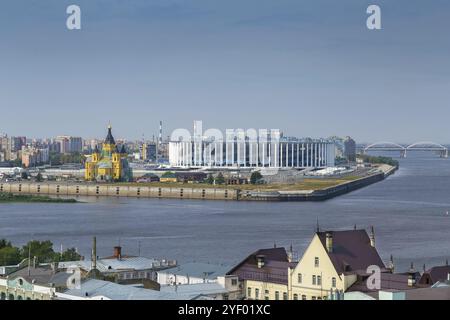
[114,175,363,191]
[0,192,77,203]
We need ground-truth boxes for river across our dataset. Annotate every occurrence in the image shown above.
[1,152,449,272]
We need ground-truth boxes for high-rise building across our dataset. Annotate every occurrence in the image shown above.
[343,136,356,162]
[140,142,157,162]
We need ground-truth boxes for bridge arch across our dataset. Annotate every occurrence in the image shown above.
[407,141,447,150]
[364,141,406,151]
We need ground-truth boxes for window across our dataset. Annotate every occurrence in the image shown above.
[312,275,316,285]
[223,294,229,300]
[317,275,322,286]
[231,279,238,286]
[275,291,279,300]
[283,292,288,300]
[255,288,260,300]
[332,277,336,288]
[297,273,302,284]
[302,295,307,300]
[314,257,319,267]
[293,294,298,300]
[247,287,251,298]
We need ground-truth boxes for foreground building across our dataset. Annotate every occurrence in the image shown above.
[227,247,295,300]
[288,228,387,300]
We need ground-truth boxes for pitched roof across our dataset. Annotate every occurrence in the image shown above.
[227,247,294,285]
[317,229,385,274]
[104,125,115,145]
[346,271,426,293]
[420,265,450,284]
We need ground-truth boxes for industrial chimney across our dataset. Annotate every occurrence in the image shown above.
[370,226,375,248]
[92,236,97,271]
[326,232,333,253]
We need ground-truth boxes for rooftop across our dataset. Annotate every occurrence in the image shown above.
[317,229,386,274]
[158,262,231,280]
[227,247,294,285]
[59,256,175,273]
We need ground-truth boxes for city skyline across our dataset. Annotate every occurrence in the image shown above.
[1,0,450,142]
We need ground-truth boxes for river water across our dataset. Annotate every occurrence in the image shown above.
[1,152,449,272]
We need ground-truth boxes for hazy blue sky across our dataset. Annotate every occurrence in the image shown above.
[0,0,449,143]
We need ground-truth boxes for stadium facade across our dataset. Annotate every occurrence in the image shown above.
[169,123,335,169]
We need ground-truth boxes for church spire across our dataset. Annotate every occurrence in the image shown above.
[105,124,116,145]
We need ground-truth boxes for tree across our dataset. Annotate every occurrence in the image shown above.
[206,174,214,184]
[21,240,56,264]
[250,171,263,184]
[0,246,21,266]
[0,239,12,249]
[161,171,174,177]
[36,172,43,182]
[215,172,225,185]
[55,248,82,262]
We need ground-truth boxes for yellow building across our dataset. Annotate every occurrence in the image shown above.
[85,125,132,182]
[227,247,295,300]
[288,228,386,300]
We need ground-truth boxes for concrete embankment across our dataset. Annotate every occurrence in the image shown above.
[0,166,397,202]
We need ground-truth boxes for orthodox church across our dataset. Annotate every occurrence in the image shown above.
[85,125,132,182]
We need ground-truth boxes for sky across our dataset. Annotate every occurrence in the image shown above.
[0,0,449,143]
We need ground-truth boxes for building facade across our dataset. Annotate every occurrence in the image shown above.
[169,133,335,169]
[84,125,132,182]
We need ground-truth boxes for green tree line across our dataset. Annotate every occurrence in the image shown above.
[0,239,81,266]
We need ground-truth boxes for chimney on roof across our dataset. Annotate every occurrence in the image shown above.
[326,232,333,253]
[114,246,122,260]
[370,226,375,248]
[287,244,293,263]
[408,262,416,287]
[389,254,395,273]
[256,255,265,269]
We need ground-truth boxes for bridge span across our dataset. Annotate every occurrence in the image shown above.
[362,141,448,158]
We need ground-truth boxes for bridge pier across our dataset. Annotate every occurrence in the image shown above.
[400,150,407,158]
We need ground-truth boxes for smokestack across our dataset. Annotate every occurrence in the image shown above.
[114,246,122,260]
[159,121,163,145]
[408,262,416,287]
[92,237,97,271]
[256,255,265,269]
[370,226,375,248]
[326,232,333,253]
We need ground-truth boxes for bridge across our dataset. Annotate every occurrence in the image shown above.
[362,141,448,158]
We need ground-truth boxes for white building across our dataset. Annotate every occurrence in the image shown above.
[157,262,231,285]
[169,126,335,169]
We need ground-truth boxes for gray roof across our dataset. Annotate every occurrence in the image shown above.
[160,282,228,296]
[59,257,160,273]
[158,262,230,280]
[63,279,226,300]
[7,266,71,287]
